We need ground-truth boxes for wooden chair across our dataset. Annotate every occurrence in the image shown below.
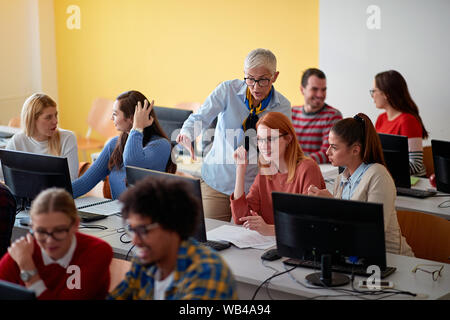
[109,258,131,292]
[423,145,434,177]
[78,98,118,161]
[8,117,21,128]
[397,210,450,263]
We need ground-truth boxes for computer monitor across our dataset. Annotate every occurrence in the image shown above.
[125,165,207,242]
[153,106,193,146]
[378,133,410,188]
[431,139,450,193]
[0,149,73,208]
[0,280,36,300]
[272,192,388,272]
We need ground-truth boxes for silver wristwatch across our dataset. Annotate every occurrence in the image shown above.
[20,269,37,282]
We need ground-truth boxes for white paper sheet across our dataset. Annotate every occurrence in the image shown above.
[207,225,276,250]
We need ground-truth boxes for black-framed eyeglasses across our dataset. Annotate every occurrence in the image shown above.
[126,222,160,239]
[257,133,287,145]
[411,264,444,281]
[244,77,271,87]
[31,224,73,241]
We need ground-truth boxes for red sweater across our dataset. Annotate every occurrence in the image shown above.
[231,158,326,225]
[375,112,422,138]
[0,232,112,300]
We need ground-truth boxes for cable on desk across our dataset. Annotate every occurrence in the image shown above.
[251,265,297,300]
[126,244,135,261]
[260,260,281,300]
[79,224,108,230]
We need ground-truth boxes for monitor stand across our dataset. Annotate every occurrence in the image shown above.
[305,272,350,287]
[306,254,350,287]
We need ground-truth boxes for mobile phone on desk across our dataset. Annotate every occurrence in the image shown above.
[358,280,394,289]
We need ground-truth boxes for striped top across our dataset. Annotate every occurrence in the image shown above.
[291,104,342,164]
[107,238,238,300]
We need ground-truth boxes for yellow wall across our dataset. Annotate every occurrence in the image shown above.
[54,0,319,142]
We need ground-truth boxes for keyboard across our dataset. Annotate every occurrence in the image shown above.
[77,210,108,222]
[396,187,437,198]
[283,258,396,279]
[204,240,231,251]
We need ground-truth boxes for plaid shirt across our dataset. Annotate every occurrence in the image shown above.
[108,238,238,300]
[0,183,16,258]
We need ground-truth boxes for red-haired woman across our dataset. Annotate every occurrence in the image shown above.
[308,113,413,256]
[231,112,325,236]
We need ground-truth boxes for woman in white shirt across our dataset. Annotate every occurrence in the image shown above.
[5,93,79,181]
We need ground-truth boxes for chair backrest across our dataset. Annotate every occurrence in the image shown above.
[423,145,434,177]
[87,98,117,139]
[153,106,193,144]
[78,162,90,177]
[397,210,450,263]
[109,258,131,292]
[8,117,21,128]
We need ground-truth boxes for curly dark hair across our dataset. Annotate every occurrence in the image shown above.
[119,176,200,240]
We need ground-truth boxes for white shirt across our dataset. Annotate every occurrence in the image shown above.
[153,268,174,300]
[4,129,79,181]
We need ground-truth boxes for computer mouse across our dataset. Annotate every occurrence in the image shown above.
[261,248,281,261]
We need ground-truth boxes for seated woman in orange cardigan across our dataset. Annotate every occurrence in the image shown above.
[230,111,325,236]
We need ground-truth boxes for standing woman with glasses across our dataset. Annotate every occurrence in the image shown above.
[176,48,291,222]
[231,112,325,236]
[0,188,113,299]
[371,70,429,176]
[307,113,413,256]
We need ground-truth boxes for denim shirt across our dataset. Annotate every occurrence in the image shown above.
[180,79,291,195]
[340,162,373,200]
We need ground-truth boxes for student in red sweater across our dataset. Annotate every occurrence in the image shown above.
[231,112,325,235]
[0,188,113,300]
[372,70,429,176]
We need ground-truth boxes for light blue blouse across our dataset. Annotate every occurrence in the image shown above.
[340,162,373,200]
[180,79,291,195]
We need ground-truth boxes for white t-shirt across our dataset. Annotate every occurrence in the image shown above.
[154,269,174,300]
[4,129,79,181]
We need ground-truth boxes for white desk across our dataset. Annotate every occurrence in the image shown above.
[14,213,449,300]
[175,155,339,180]
[0,125,20,148]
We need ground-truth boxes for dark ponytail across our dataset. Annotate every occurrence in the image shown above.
[331,113,385,166]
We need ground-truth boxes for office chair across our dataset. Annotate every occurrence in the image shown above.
[423,145,434,177]
[7,117,20,128]
[77,98,117,161]
[397,210,450,263]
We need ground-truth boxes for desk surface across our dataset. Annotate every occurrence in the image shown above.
[13,212,450,300]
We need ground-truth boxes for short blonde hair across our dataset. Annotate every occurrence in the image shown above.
[21,93,61,156]
[30,188,78,223]
[244,48,277,75]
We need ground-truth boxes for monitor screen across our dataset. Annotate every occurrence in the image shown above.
[125,165,207,242]
[431,139,450,193]
[153,106,193,145]
[378,133,410,188]
[272,192,387,270]
[0,280,36,300]
[0,149,73,207]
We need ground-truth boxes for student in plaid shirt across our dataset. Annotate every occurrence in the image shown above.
[108,177,237,300]
[0,182,16,258]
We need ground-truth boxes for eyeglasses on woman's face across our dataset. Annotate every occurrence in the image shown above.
[31,224,73,241]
